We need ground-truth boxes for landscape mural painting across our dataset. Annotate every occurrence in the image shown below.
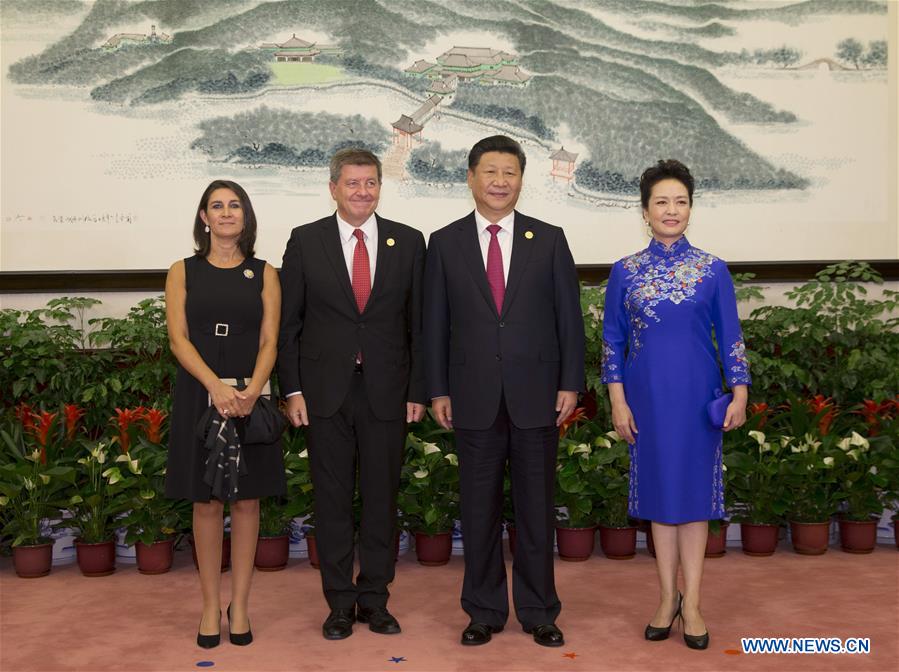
[0,0,894,271]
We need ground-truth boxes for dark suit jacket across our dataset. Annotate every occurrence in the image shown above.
[277,213,426,420]
[424,210,585,430]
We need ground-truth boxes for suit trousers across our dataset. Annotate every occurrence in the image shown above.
[455,395,561,630]
[306,371,405,610]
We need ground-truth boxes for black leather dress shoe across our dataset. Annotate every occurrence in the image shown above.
[322,608,356,640]
[524,624,565,647]
[461,622,503,646]
[356,606,401,634]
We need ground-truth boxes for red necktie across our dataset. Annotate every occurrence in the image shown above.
[486,224,505,313]
[351,228,371,312]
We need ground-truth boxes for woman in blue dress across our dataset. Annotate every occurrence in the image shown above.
[601,160,749,650]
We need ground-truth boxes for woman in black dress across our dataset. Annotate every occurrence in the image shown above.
[165,180,285,648]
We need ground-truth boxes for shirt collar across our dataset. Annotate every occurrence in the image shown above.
[648,235,690,258]
[474,209,515,234]
[336,211,377,243]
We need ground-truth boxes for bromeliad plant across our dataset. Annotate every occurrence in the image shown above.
[68,440,139,543]
[397,432,460,536]
[0,419,75,547]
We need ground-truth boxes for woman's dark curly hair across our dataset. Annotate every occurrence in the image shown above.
[639,159,694,209]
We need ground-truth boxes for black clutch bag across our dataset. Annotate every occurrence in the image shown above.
[239,394,288,444]
[198,378,288,445]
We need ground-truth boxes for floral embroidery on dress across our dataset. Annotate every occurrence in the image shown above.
[620,239,717,356]
[628,442,639,518]
[711,438,725,518]
[728,339,751,384]
[601,340,621,382]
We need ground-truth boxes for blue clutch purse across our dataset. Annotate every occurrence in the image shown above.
[707,388,733,429]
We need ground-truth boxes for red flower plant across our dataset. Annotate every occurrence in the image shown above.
[141,408,167,444]
[748,402,770,429]
[15,402,36,432]
[32,411,58,465]
[853,399,894,436]
[63,404,86,441]
[559,407,588,438]
[113,407,145,452]
[806,395,836,436]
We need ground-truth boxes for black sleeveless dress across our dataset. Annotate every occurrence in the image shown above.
[165,255,286,502]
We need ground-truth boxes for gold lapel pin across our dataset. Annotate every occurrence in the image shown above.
[386,238,396,247]
[243,269,255,279]
[524,231,534,240]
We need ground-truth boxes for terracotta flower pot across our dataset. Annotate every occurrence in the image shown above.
[13,542,53,578]
[306,534,320,568]
[75,539,116,576]
[740,523,780,556]
[135,538,174,574]
[190,535,231,572]
[598,525,637,559]
[555,525,596,561]
[893,516,899,550]
[789,521,830,555]
[414,531,452,566]
[838,517,878,554]
[506,523,517,557]
[255,534,290,571]
[705,522,729,558]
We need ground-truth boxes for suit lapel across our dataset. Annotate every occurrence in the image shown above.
[456,212,499,318]
[365,214,393,313]
[319,215,358,312]
[501,211,535,318]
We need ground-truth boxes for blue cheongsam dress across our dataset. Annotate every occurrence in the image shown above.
[600,237,750,524]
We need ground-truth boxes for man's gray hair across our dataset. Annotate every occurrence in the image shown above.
[329,148,382,183]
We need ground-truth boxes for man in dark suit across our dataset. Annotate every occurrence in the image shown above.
[278,148,426,640]
[424,135,585,648]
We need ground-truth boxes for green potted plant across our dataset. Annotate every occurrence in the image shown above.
[593,431,637,559]
[68,440,137,575]
[118,435,185,574]
[555,420,601,561]
[0,419,75,577]
[397,432,459,566]
[723,429,789,556]
[832,430,894,553]
[780,431,840,555]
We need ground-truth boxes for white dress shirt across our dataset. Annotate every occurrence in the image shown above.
[475,209,513,284]
[336,211,377,285]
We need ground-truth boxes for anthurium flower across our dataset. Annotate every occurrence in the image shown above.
[413,469,429,479]
[748,430,766,445]
[422,442,441,455]
[444,453,458,466]
[822,456,834,466]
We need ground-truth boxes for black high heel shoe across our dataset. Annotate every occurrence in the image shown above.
[227,603,253,646]
[644,592,682,641]
[197,610,221,648]
[683,624,710,650]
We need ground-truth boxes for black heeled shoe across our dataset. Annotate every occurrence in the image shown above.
[227,604,253,646]
[644,592,682,641]
[683,626,710,650]
[197,610,221,648]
